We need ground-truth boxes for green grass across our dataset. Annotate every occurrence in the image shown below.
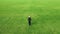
[0,0,60,34]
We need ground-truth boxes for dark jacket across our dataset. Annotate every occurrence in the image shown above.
[28,17,31,21]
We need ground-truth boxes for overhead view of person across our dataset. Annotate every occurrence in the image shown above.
[28,16,31,26]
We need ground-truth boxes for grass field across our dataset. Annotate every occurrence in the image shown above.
[0,0,60,34]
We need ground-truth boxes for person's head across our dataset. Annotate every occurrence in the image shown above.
[28,16,31,18]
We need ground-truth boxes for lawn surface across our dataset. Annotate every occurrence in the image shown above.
[0,0,60,34]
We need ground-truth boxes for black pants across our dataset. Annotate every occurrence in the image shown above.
[28,21,31,25]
